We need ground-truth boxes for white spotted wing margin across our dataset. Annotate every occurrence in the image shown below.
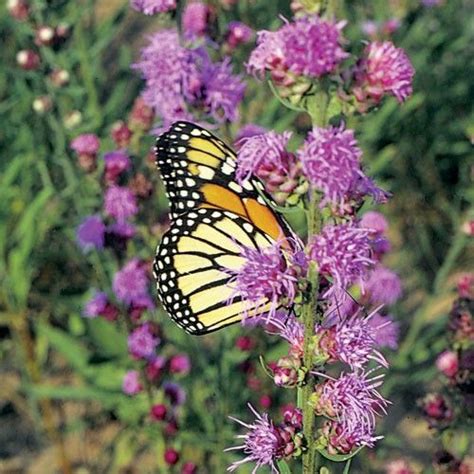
[153,208,275,335]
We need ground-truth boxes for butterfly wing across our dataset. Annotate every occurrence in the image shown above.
[154,121,296,334]
[153,208,275,335]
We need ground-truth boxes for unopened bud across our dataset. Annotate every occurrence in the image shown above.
[35,25,55,47]
[32,96,52,114]
[16,49,40,70]
[49,68,69,87]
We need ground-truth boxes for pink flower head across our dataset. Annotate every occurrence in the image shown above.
[113,258,149,305]
[163,381,186,405]
[235,124,267,144]
[312,368,389,448]
[236,130,293,183]
[226,404,282,473]
[182,1,211,39]
[310,223,375,289]
[354,41,415,106]
[128,322,160,360]
[169,354,191,375]
[227,240,302,322]
[298,125,385,208]
[457,273,474,299]
[122,370,142,395]
[226,21,253,49]
[365,265,402,305]
[130,0,176,15]
[104,185,138,221]
[83,291,108,318]
[436,350,459,378]
[70,133,100,156]
[103,151,131,184]
[385,459,415,474]
[76,215,105,251]
[247,16,347,82]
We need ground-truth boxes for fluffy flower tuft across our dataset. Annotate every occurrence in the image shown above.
[130,0,176,15]
[182,1,211,39]
[76,215,105,251]
[226,404,281,473]
[364,265,402,305]
[104,185,138,221]
[113,258,150,306]
[128,322,160,359]
[353,41,415,106]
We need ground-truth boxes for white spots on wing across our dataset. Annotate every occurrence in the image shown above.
[243,222,254,233]
[190,128,201,136]
[185,178,196,187]
[221,163,233,175]
[229,181,242,193]
[198,166,215,180]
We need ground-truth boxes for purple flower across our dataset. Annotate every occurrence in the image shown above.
[106,221,136,239]
[365,265,402,305]
[83,291,108,318]
[264,313,304,357]
[235,124,267,144]
[200,57,246,122]
[359,211,389,235]
[321,308,388,369]
[298,124,384,208]
[169,354,191,375]
[226,21,253,49]
[236,131,292,183]
[182,1,210,39]
[226,404,281,473]
[113,258,149,305]
[104,185,138,221]
[163,381,186,405]
[122,370,142,395]
[354,41,415,105]
[310,223,375,289]
[130,0,176,15]
[421,0,444,6]
[128,322,159,359]
[76,215,105,251]
[247,16,347,82]
[103,151,131,184]
[227,241,301,322]
[312,368,389,448]
[70,133,100,155]
[367,313,400,350]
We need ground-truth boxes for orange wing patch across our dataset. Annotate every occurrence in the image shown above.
[201,183,246,216]
[244,198,284,242]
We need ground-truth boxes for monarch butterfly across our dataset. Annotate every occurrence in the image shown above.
[153,122,294,335]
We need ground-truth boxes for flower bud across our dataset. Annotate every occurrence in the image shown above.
[129,173,153,199]
[145,356,166,382]
[385,459,415,474]
[282,405,303,429]
[457,274,474,299]
[182,462,198,474]
[35,25,55,47]
[164,448,180,465]
[49,68,69,87]
[273,356,301,388]
[462,220,474,236]
[16,50,40,70]
[111,120,132,148]
[7,0,29,20]
[55,23,71,41]
[235,335,254,351]
[122,370,142,395]
[169,354,191,375]
[436,351,459,378]
[129,97,153,131]
[64,110,82,129]
[420,393,453,424]
[32,96,52,114]
[150,403,167,421]
[259,394,272,409]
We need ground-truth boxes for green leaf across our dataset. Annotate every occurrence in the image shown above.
[317,446,363,463]
[87,317,127,357]
[277,459,292,474]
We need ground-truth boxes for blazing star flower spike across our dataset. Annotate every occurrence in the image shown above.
[113,258,150,306]
[104,185,138,222]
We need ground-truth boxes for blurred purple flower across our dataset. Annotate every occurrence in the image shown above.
[226,404,281,473]
[128,322,160,359]
[122,370,142,395]
[163,381,186,405]
[104,185,138,221]
[247,16,347,81]
[312,368,389,448]
[113,258,149,305]
[226,21,253,49]
[133,29,244,125]
[70,133,100,155]
[354,41,415,105]
[76,215,105,251]
[227,241,300,321]
[169,354,191,375]
[182,1,210,39]
[310,223,375,289]
[360,210,389,235]
[83,291,108,318]
[367,313,400,350]
[235,124,267,144]
[421,0,444,6]
[236,131,292,183]
[146,355,167,381]
[361,20,378,38]
[103,151,131,184]
[298,124,384,208]
[365,265,402,305]
[130,0,176,15]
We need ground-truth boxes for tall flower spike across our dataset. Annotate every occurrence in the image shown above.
[310,222,375,290]
[226,240,301,322]
[226,404,281,473]
[113,258,150,306]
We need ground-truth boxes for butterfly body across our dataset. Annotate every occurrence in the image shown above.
[153,122,293,334]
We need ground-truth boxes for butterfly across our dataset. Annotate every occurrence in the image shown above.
[153,122,295,335]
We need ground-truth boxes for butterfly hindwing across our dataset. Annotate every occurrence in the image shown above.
[153,208,275,335]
